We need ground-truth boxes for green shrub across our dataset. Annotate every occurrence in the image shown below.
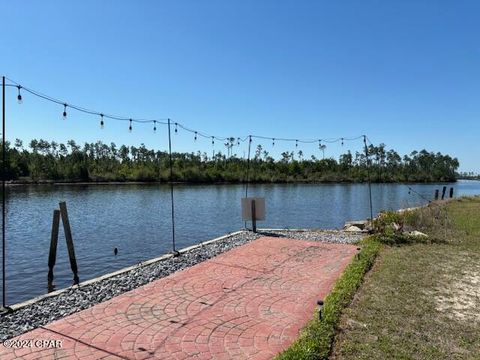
[371,210,421,245]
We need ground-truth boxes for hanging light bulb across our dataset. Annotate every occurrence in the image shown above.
[62,104,68,120]
[318,140,321,148]
[17,86,22,104]
[153,120,157,133]
[129,119,133,132]
[295,140,298,147]
[100,114,104,129]
[175,122,178,134]
[341,138,344,146]
[272,138,275,146]
[211,136,215,146]
[237,137,240,146]
[194,131,197,141]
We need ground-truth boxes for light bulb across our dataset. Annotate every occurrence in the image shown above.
[129,119,132,133]
[100,114,104,129]
[62,104,67,120]
[17,86,22,104]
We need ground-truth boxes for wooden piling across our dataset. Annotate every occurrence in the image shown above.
[59,202,79,285]
[47,210,60,292]
[441,186,447,200]
[449,187,454,198]
[435,189,439,200]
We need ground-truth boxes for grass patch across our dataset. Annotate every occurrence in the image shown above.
[330,197,480,359]
[276,237,382,360]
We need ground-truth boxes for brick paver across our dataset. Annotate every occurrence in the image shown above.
[1,237,358,359]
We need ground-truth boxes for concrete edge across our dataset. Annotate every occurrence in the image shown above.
[257,228,342,232]
[9,230,246,312]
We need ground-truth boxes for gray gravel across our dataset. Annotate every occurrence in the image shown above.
[0,229,363,341]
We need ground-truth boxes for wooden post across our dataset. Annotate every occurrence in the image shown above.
[251,199,257,233]
[441,186,447,200]
[48,210,60,292]
[434,189,439,200]
[59,202,79,285]
[449,187,454,198]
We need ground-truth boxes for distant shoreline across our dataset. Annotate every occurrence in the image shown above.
[3,179,460,187]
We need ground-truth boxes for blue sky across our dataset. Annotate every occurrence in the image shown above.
[1,1,479,171]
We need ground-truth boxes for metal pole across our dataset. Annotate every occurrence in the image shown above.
[167,119,177,254]
[243,136,252,229]
[363,136,373,221]
[2,76,6,309]
[245,135,252,198]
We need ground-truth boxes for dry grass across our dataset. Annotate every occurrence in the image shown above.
[330,197,480,359]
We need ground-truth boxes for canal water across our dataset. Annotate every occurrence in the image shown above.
[2,180,480,304]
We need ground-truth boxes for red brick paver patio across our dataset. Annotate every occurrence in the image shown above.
[1,236,358,359]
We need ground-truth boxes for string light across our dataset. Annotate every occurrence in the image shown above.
[17,85,22,104]
[100,114,104,129]
[153,120,157,133]
[3,78,368,152]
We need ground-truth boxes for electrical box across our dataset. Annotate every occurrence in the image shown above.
[241,197,266,221]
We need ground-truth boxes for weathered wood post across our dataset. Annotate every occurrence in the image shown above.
[449,187,454,198]
[434,189,439,200]
[251,199,257,233]
[59,202,79,285]
[441,186,447,200]
[47,210,60,292]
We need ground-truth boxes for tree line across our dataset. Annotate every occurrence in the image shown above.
[0,139,459,183]
[457,171,480,180]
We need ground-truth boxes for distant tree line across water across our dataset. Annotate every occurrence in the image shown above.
[457,172,480,180]
[0,139,459,183]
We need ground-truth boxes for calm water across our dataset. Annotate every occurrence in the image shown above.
[2,180,480,305]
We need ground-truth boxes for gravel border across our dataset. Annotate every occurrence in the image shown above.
[0,229,364,341]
